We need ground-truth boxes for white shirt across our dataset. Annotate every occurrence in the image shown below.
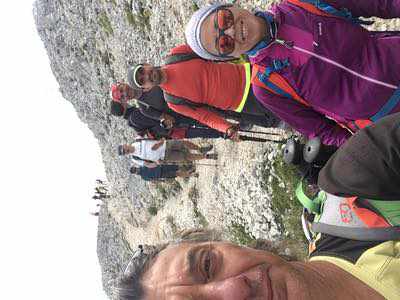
[130,140,166,166]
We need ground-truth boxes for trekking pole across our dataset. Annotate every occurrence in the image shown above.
[239,135,286,144]
[238,129,282,136]
[195,163,221,167]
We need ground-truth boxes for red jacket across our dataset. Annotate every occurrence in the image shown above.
[160,45,248,133]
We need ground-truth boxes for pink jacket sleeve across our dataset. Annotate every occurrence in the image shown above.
[325,0,400,18]
[252,86,352,147]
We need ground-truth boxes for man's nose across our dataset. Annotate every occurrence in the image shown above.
[200,275,252,300]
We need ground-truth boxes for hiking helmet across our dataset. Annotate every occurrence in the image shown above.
[128,64,144,89]
[185,3,232,61]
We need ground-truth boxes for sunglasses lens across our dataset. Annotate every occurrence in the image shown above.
[218,35,235,55]
[217,9,234,30]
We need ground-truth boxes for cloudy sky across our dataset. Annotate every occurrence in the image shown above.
[0,1,108,299]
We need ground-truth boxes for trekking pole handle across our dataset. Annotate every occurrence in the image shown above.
[195,163,220,167]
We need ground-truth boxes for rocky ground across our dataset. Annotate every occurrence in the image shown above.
[33,0,400,298]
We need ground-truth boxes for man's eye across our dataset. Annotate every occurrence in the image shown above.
[203,252,212,280]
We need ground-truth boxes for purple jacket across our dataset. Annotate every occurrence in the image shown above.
[251,0,400,146]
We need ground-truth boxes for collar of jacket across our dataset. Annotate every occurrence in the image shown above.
[245,11,276,58]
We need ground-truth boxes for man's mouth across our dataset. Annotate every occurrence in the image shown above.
[239,20,247,42]
[244,264,273,300]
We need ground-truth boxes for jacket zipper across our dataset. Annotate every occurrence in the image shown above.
[292,45,398,90]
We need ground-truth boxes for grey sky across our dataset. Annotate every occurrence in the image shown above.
[0,1,108,299]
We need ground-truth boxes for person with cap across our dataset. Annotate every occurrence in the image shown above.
[118,139,217,168]
[110,82,171,122]
[110,83,225,140]
[130,164,198,181]
[115,112,400,300]
[185,1,400,147]
[128,45,281,142]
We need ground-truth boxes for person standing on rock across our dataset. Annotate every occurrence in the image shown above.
[118,139,216,168]
[130,164,198,181]
[185,1,400,147]
[110,84,225,140]
[127,44,281,142]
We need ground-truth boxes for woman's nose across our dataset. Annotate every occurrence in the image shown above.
[224,26,235,39]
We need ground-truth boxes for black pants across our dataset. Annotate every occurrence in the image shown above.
[185,127,224,139]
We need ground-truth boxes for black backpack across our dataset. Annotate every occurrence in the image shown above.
[126,107,170,138]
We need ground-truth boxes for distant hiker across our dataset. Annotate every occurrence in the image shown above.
[118,139,216,167]
[111,82,169,121]
[96,179,105,185]
[130,164,197,181]
[90,212,99,217]
[185,1,400,147]
[127,44,281,141]
[95,186,107,195]
[98,193,110,199]
[92,195,102,200]
[111,102,224,140]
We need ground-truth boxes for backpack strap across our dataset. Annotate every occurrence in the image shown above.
[287,0,374,25]
[366,199,400,226]
[131,155,154,164]
[163,92,204,109]
[164,52,202,65]
[251,61,310,107]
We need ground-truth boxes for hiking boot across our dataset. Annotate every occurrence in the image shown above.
[206,153,218,160]
[200,145,213,154]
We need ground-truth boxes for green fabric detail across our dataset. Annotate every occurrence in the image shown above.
[295,180,325,214]
[367,199,400,226]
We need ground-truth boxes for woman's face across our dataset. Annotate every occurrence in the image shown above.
[141,241,309,300]
[200,7,265,58]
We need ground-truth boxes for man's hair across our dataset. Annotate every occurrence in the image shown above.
[130,166,140,174]
[114,229,299,300]
[110,101,125,117]
[115,229,221,300]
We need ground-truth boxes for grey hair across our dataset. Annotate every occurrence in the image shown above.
[115,229,221,300]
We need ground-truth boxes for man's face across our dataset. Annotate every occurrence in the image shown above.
[122,144,135,155]
[135,64,164,90]
[141,241,309,300]
[200,7,263,58]
[118,83,141,103]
